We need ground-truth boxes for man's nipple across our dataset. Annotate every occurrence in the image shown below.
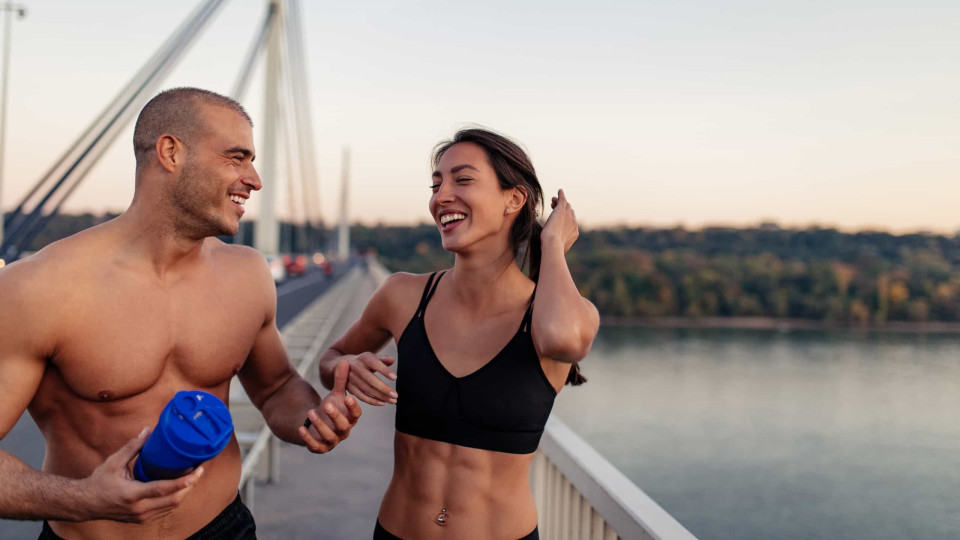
[97,391,114,401]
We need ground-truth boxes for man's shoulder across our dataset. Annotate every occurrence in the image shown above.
[0,230,100,293]
[0,245,78,323]
[208,239,266,263]
[206,240,271,282]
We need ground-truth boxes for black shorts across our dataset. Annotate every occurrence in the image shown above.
[374,519,538,540]
[39,493,256,540]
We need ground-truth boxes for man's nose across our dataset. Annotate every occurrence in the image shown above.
[245,165,263,191]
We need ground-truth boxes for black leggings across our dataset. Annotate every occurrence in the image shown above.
[39,494,256,540]
[374,520,539,540]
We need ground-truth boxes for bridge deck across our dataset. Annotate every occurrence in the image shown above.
[250,270,398,538]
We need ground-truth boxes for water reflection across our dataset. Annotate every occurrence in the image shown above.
[554,326,960,540]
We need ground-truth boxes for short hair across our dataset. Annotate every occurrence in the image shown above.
[132,87,252,168]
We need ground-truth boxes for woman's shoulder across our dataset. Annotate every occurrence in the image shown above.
[375,270,448,311]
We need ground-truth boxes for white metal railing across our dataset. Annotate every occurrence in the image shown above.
[233,266,363,509]
[533,416,697,540]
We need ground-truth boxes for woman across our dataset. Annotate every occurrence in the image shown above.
[313,128,598,539]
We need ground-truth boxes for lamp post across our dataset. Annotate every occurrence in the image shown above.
[0,2,26,262]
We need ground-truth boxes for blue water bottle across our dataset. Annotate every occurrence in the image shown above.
[134,390,234,482]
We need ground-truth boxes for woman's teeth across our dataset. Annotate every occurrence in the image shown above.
[440,212,466,225]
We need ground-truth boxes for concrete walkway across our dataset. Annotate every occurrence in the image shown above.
[250,268,398,539]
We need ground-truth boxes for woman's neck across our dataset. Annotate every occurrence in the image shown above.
[449,248,532,311]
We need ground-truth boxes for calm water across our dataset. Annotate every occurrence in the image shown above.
[552,325,960,540]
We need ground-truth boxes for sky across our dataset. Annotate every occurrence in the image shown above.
[1,0,958,232]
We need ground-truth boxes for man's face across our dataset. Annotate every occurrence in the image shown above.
[171,105,261,238]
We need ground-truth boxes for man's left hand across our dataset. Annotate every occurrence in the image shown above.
[298,361,362,453]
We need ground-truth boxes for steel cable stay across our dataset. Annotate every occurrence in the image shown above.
[3,0,223,257]
[5,1,222,258]
[277,10,311,253]
[284,0,322,246]
[4,0,327,261]
[231,2,276,102]
[3,0,219,232]
[2,0,227,260]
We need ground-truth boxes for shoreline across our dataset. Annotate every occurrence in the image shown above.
[600,316,960,334]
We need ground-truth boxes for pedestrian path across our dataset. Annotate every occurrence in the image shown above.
[250,268,397,539]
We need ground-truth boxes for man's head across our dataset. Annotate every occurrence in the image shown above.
[132,88,260,238]
[133,87,251,171]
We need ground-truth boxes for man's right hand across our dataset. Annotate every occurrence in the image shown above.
[343,352,398,406]
[76,427,203,523]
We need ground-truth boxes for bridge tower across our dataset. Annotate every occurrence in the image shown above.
[254,0,283,255]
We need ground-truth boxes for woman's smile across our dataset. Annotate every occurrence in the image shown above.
[438,211,468,233]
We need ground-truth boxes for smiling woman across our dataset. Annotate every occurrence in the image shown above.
[317,127,600,539]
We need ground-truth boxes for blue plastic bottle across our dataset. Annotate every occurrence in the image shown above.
[134,390,234,482]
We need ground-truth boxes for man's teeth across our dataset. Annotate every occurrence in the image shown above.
[230,195,245,206]
[440,213,466,225]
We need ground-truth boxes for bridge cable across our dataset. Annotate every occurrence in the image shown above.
[231,2,276,102]
[2,0,228,260]
[3,0,218,232]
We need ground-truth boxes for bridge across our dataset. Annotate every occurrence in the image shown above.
[0,1,694,538]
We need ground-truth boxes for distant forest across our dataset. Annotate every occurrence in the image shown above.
[19,213,960,323]
[352,223,960,324]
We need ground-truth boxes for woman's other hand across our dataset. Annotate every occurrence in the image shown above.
[542,189,579,253]
[345,352,398,406]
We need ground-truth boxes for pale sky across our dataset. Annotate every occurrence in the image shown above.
[2,0,959,232]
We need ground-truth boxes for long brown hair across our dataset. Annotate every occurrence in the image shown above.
[432,128,586,386]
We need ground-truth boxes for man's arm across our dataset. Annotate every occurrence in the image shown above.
[236,252,360,451]
[0,258,200,523]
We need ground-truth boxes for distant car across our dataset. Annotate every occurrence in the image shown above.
[265,255,287,284]
[321,261,334,276]
[283,254,308,277]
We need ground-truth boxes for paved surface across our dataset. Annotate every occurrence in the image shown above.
[0,265,360,539]
[250,270,396,539]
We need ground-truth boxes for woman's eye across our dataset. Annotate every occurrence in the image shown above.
[456,177,471,183]
[430,183,441,191]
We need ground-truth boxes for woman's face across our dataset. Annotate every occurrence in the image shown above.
[430,142,518,254]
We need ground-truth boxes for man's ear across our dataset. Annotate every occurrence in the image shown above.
[505,185,528,215]
[155,134,185,174]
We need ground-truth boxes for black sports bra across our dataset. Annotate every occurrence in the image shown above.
[395,272,557,454]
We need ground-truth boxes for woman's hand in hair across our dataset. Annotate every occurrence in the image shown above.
[542,189,579,253]
[344,352,398,406]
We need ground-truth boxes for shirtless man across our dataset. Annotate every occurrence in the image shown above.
[0,88,361,539]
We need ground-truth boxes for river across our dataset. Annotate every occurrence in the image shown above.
[552,325,960,539]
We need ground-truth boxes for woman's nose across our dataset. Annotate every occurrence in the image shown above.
[434,180,455,202]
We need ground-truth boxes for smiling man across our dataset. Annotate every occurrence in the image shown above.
[0,88,360,539]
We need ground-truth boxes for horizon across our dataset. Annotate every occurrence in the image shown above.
[1,0,958,234]
[41,208,960,237]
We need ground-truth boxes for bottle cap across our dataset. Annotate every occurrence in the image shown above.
[163,390,233,459]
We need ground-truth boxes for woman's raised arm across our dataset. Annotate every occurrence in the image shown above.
[532,189,600,363]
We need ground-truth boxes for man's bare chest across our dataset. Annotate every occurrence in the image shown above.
[50,282,265,401]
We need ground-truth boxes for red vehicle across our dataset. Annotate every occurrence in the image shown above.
[282,254,308,277]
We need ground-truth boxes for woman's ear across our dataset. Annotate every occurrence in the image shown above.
[505,186,528,215]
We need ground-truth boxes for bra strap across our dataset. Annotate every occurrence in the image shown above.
[417,271,446,318]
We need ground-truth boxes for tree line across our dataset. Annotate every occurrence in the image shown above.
[352,223,960,323]
[16,214,960,322]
